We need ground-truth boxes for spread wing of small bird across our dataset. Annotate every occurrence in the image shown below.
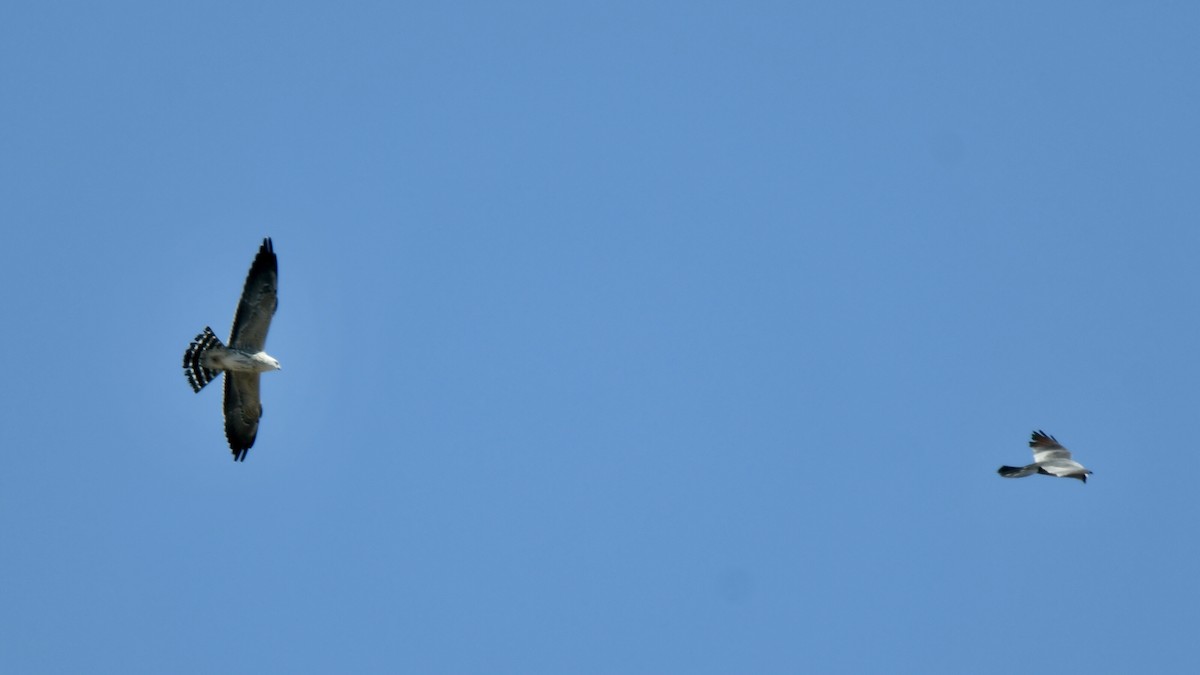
[224,239,278,458]
[997,430,1093,484]
[183,238,280,461]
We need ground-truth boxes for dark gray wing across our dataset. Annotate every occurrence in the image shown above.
[228,238,278,351]
[1030,430,1072,463]
[224,372,262,461]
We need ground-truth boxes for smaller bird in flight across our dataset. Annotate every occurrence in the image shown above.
[183,238,280,461]
[998,430,1093,484]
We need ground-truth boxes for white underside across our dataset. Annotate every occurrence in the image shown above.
[1039,459,1089,477]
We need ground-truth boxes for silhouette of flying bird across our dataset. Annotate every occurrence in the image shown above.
[183,238,281,461]
[998,430,1092,484]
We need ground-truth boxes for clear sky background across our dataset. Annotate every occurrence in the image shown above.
[2,2,1199,673]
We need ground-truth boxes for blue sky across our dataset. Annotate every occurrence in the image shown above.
[2,2,1200,673]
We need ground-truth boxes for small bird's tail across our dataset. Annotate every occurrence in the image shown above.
[184,327,223,392]
[997,464,1039,478]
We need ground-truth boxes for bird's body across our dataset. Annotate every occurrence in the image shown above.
[183,238,280,461]
[998,430,1092,483]
[197,341,280,374]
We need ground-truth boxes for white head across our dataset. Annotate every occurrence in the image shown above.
[254,351,282,372]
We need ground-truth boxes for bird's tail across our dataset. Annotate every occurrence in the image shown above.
[184,327,223,392]
[997,464,1039,478]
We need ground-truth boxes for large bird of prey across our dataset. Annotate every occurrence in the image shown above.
[183,238,280,461]
[998,430,1092,484]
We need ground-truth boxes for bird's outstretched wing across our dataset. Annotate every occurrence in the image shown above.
[1029,429,1073,463]
[224,372,262,462]
[229,238,278,351]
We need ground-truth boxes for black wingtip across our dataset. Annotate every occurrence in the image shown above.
[1029,429,1058,447]
[256,238,275,263]
[235,238,278,302]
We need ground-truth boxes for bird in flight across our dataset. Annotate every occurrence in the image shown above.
[998,430,1092,483]
[183,238,280,461]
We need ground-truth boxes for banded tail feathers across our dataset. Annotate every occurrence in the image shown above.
[184,327,223,393]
